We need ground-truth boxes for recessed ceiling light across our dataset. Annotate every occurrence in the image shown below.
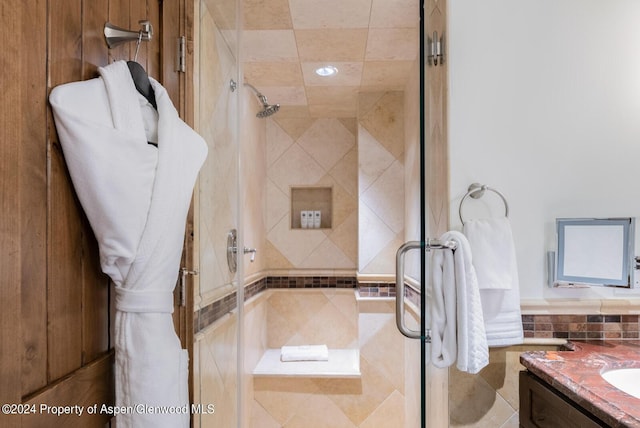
[315,65,338,77]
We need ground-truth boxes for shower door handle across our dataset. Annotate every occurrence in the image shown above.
[395,241,422,339]
[227,229,238,273]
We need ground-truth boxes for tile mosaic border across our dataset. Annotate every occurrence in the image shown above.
[195,292,238,333]
[266,276,357,289]
[357,282,397,298]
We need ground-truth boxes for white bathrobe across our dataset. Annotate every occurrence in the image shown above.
[49,61,207,428]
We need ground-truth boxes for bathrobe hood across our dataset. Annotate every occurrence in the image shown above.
[49,60,207,428]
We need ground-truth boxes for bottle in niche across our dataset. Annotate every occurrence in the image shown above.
[313,211,321,228]
[301,211,309,229]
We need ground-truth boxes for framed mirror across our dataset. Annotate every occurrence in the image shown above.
[555,218,635,288]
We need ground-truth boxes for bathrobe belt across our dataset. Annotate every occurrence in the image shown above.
[115,286,174,313]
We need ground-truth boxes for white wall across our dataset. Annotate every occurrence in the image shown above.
[448,0,640,300]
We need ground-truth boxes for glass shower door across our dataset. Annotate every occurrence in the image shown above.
[194,0,241,426]
[395,1,450,427]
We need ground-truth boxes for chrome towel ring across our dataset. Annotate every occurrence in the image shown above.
[459,183,509,224]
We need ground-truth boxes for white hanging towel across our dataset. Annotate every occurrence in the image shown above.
[49,60,207,428]
[463,217,524,347]
[431,231,489,374]
[463,217,517,290]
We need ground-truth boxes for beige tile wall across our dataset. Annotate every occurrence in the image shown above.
[241,85,268,279]
[194,312,240,428]
[196,1,239,303]
[265,289,358,348]
[244,291,270,426]
[194,2,243,425]
[358,92,405,276]
[424,0,449,239]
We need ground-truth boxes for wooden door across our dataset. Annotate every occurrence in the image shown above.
[0,1,192,426]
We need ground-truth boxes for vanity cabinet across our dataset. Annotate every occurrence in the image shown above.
[519,371,607,428]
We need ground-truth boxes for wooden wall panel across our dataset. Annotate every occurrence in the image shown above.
[1,1,188,426]
[129,0,149,66]
[83,0,110,78]
[184,0,195,127]
[160,0,189,339]
[23,352,115,428]
[183,0,196,399]
[20,0,49,396]
[148,1,162,80]
[1,0,25,408]
[47,0,85,382]
[81,0,111,367]
[109,0,133,63]
[162,0,182,108]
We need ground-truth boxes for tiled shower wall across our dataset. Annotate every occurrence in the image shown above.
[264,90,406,275]
[265,117,358,270]
[358,92,405,276]
[196,4,238,301]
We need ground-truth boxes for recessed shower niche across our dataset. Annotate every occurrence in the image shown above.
[291,186,332,229]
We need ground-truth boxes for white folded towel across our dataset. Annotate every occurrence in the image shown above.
[463,217,518,290]
[431,231,489,374]
[280,345,329,362]
[463,217,524,347]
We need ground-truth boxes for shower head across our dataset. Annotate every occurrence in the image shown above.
[244,83,280,118]
[256,103,280,118]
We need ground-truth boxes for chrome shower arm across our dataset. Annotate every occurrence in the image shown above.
[244,82,280,118]
[243,82,262,97]
[244,83,268,105]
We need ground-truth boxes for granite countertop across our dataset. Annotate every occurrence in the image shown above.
[520,341,640,428]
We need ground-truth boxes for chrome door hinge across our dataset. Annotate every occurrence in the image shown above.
[427,31,443,66]
[179,267,199,307]
[176,36,186,73]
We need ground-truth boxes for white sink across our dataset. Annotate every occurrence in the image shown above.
[601,368,640,399]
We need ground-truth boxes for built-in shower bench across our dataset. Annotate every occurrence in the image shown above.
[252,348,360,378]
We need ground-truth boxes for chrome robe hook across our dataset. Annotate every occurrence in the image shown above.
[104,20,153,50]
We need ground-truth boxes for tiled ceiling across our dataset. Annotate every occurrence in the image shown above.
[242,0,420,118]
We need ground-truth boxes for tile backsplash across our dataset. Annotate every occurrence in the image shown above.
[522,314,640,340]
